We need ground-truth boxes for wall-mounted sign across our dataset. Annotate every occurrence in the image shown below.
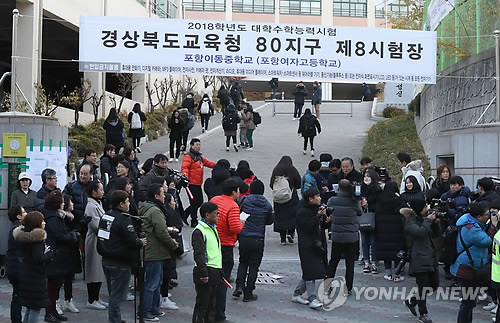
[3,133,27,157]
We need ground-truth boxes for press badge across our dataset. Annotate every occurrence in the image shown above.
[98,214,115,240]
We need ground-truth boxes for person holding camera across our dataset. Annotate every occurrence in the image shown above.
[440,176,471,226]
[326,179,362,294]
[97,190,147,323]
[474,177,499,204]
[402,199,441,323]
[292,187,330,308]
[139,184,180,321]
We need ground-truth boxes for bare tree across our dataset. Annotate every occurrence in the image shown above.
[62,78,92,126]
[114,73,140,113]
[168,75,182,105]
[90,92,104,122]
[185,76,198,93]
[33,83,65,116]
[216,76,233,90]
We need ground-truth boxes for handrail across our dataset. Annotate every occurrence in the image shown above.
[474,96,497,125]
[0,72,11,88]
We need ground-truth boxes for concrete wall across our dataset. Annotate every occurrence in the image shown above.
[416,48,497,187]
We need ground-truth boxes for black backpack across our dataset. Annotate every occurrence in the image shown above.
[222,113,237,131]
[253,112,261,125]
[231,87,241,100]
[304,117,315,132]
[441,225,466,265]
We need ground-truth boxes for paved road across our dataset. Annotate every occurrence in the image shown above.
[0,101,493,323]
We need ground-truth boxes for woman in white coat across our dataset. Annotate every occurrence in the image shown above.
[84,181,108,310]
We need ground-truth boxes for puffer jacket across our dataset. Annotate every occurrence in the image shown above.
[451,213,492,276]
[210,194,243,247]
[63,179,88,231]
[181,151,216,186]
[301,170,319,195]
[327,192,363,243]
[204,165,231,200]
[241,108,256,130]
[441,186,471,225]
[400,160,426,193]
[239,194,273,238]
[298,114,321,138]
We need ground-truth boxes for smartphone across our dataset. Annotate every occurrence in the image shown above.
[354,185,361,197]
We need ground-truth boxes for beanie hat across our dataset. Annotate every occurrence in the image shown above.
[320,153,333,163]
[409,198,427,215]
[250,180,265,195]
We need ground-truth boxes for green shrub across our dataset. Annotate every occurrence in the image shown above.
[408,93,421,116]
[383,107,406,118]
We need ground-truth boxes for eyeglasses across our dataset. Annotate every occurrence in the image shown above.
[116,165,126,169]
[47,177,57,180]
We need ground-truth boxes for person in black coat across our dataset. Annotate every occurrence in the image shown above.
[270,156,302,244]
[168,110,186,161]
[401,175,425,203]
[360,169,382,273]
[35,168,60,212]
[14,211,54,323]
[123,147,142,180]
[375,181,407,281]
[230,82,244,108]
[100,144,117,182]
[6,205,26,323]
[127,103,147,152]
[204,159,231,200]
[103,108,125,153]
[293,188,330,308]
[43,191,79,322]
[182,92,197,115]
[217,86,231,115]
[431,164,451,196]
[292,82,308,120]
[297,108,321,157]
[340,157,363,184]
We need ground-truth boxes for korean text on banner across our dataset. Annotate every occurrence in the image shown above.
[79,17,437,84]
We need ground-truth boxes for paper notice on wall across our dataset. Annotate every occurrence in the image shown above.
[26,147,67,191]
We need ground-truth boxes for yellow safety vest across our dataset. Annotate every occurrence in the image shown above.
[492,231,500,283]
[195,221,222,269]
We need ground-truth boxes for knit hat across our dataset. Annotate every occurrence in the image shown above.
[250,180,265,195]
[408,198,427,215]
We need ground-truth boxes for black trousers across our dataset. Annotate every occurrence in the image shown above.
[161,258,177,297]
[87,282,102,303]
[294,103,304,118]
[236,237,264,297]
[303,136,314,151]
[327,241,358,291]
[170,136,182,158]
[132,137,141,149]
[279,229,295,243]
[192,271,219,323]
[409,270,439,315]
[215,246,234,321]
[189,185,204,221]
[225,136,237,147]
[200,114,210,130]
[181,130,190,151]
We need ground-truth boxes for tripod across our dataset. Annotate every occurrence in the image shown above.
[134,246,145,323]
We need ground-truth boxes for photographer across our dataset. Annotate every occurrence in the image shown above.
[451,202,492,323]
[474,177,499,204]
[139,184,179,321]
[292,187,330,309]
[97,190,147,323]
[326,179,362,294]
[138,154,172,202]
[402,199,441,323]
[440,176,471,226]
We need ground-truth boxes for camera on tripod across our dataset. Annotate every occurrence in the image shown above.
[169,168,189,189]
[129,215,145,238]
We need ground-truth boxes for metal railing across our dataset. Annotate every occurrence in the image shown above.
[265,99,358,117]
[475,96,497,125]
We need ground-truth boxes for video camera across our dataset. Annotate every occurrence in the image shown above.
[319,204,334,217]
[129,215,145,239]
[429,198,449,220]
[169,168,189,189]
[377,168,389,183]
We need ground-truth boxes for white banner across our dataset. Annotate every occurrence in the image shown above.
[79,16,437,84]
[427,0,454,31]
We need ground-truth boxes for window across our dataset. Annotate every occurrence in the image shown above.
[151,0,178,18]
[183,0,225,11]
[137,0,146,6]
[375,0,409,18]
[233,0,274,13]
[280,0,321,15]
[333,0,367,17]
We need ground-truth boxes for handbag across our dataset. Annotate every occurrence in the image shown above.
[358,209,376,231]
[455,228,491,286]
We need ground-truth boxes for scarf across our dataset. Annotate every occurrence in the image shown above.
[146,197,170,217]
[187,149,203,163]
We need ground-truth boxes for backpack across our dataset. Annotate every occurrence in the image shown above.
[441,225,467,265]
[186,111,195,130]
[253,111,261,125]
[222,113,237,131]
[219,89,230,104]
[304,117,315,132]
[231,87,241,100]
[200,101,210,114]
[130,112,142,129]
[272,176,292,204]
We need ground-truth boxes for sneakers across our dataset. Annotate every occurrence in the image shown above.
[246,147,254,151]
[175,158,179,162]
[243,294,258,302]
[160,297,179,310]
[418,314,432,323]
[363,264,371,274]
[151,312,166,317]
[142,313,159,322]
[303,150,307,155]
[483,302,497,311]
[232,288,243,298]
[202,128,205,133]
[56,300,64,315]
[226,147,229,151]
[393,275,405,282]
[136,147,142,153]
[44,313,61,323]
[383,274,393,281]
[87,301,106,310]
[233,144,238,152]
[53,312,68,321]
[309,299,323,309]
[371,263,378,274]
[168,158,174,162]
[280,241,286,246]
[98,299,109,307]
[311,150,315,157]
[126,293,135,301]
[292,117,297,121]
[287,234,294,243]
[291,295,310,305]
[63,299,80,313]
[404,299,417,317]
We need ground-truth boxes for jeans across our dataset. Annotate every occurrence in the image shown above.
[294,279,317,301]
[10,280,22,323]
[408,270,439,316]
[246,129,254,148]
[303,136,314,151]
[328,241,358,291]
[170,137,182,158]
[143,261,163,316]
[200,114,210,130]
[239,128,248,146]
[103,265,131,323]
[189,185,204,222]
[23,308,40,323]
[215,246,234,321]
[236,236,264,297]
[457,278,478,323]
[361,230,376,262]
[271,88,276,99]
[294,103,304,118]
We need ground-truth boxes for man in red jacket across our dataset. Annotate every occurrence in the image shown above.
[210,178,245,322]
[182,138,216,228]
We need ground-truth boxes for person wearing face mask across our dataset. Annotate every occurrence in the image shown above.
[340,157,363,184]
[401,175,425,203]
[11,172,37,212]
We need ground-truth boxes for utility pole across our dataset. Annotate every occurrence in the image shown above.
[495,30,499,122]
[10,9,19,112]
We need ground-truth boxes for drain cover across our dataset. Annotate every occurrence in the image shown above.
[256,272,282,285]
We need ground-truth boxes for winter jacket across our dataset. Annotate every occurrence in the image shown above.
[84,197,106,283]
[204,165,231,200]
[230,84,244,105]
[138,165,171,201]
[78,160,100,180]
[13,226,52,309]
[35,185,60,211]
[223,104,240,136]
[63,179,88,231]
[241,109,256,130]
[311,85,322,105]
[402,208,441,275]
[400,160,426,193]
[139,200,178,261]
[103,118,125,148]
[43,208,78,278]
[217,88,231,105]
[168,115,185,139]
[375,196,407,261]
[341,169,363,184]
[328,172,342,188]
[432,179,450,197]
[6,220,22,283]
[126,157,141,180]
[441,186,471,225]
[451,213,492,276]
[211,194,243,247]
[198,97,214,116]
[327,192,362,243]
[271,169,301,233]
[11,189,37,212]
[475,191,499,204]
[401,190,425,204]
[127,111,147,138]
[269,78,279,89]
[239,194,273,238]
[100,155,116,180]
[361,186,381,212]
[296,199,328,280]
[293,85,308,104]
[298,114,321,138]
[181,151,216,186]
[301,170,319,195]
